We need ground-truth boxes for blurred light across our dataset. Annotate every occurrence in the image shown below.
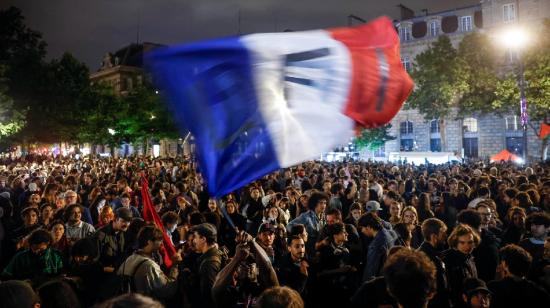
[108,128,116,135]
[150,114,156,120]
[153,144,160,158]
[498,27,529,49]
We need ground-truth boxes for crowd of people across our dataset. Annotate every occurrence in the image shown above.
[0,154,550,308]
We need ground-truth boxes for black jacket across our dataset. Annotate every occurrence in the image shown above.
[418,242,451,308]
[276,253,308,295]
[442,249,477,306]
[473,229,500,282]
[488,276,550,307]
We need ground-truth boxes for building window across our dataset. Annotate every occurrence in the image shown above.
[400,139,414,152]
[373,144,385,157]
[126,77,133,91]
[430,119,440,133]
[430,138,441,152]
[429,21,439,37]
[503,3,516,23]
[506,137,524,156]
[505,115,520,131]
[460,16,472,32]
[463,137,479,158]
[463,117,478,133]
[400,121,414,134]
[400,27,411,42]
[401,57,412,72]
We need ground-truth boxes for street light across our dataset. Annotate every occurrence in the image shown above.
[498,27,530,164]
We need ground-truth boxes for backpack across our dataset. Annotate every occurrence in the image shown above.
[118,258,149,294]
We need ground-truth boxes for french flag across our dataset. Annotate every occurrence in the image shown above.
[146,16,413,197]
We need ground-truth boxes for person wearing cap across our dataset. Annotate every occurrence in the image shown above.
[358,212,395,282]
[365,200,393,231]
[92,207,133,272]
[188,223,223,308]
[458,278,491,308]
[488,244,550,307]
[519,212,550,262]
[256,222,278,265]
[2,229,64,283]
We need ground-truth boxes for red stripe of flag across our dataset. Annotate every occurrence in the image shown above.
[540,123,550,139]
[141,176,177,268]
[328,17,413,129]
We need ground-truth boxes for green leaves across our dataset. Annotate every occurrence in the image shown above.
[407,35,468,120]
[354,124,396,151]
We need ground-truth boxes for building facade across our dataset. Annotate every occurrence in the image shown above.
[89,42,192,157]
[366,0,549,161]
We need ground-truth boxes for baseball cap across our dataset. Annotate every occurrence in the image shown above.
[191,223,217,242]
[463,278,491,296]
[258,222,276,234]
[28,183,38,192]
[365,200,382,212]
[20,206,39,217]
[115,207,133,222]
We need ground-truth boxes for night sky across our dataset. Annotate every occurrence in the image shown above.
[2,0,478,70]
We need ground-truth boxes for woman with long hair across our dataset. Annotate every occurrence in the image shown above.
[416,192,435,223]
[41,183,59,206]
[50,219,70,256]
[400,206,424,248]
[88,187,105,226]
[501,206,527,245]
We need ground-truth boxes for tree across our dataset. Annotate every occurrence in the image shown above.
[406,35,468,151]
[0,66,25,139]
[0,6,47,110]
[16,52,91,143]
[457,32,501,115]
[355,124,396,151]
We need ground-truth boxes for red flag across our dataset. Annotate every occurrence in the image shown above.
[540,123,550,139]
[141,176,177,268]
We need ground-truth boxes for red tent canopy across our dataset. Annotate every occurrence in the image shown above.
[490,149,521,162]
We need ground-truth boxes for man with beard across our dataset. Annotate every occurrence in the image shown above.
[92,207,132,272]
[187,223,223,308]
[418,218,451,308]
[212,231,279,308]
[276,235,308,295]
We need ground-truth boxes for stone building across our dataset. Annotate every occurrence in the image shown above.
[89,42,192,157]
[366,0,550,161]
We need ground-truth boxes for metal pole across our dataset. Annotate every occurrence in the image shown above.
[518,55,528,164]
[348,14,366,27]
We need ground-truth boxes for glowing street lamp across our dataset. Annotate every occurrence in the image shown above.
[498,27,530,163]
